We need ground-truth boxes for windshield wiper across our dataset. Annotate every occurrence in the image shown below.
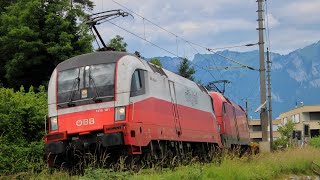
[89,68,102,103]
[68,69,81,107]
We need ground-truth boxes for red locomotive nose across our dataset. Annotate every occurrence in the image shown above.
[58,107,116,134]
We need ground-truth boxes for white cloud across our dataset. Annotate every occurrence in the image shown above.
[272,92,283,103]
[266,13,280,28]
[276,0,320,24]
[269,28,320,54]
[310,79,320,88]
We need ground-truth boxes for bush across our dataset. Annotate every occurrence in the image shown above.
[0,86,47,175]
[309,136,320,148]
[0,138,45,174]
[273,137,288,149]
[0,86,47,144]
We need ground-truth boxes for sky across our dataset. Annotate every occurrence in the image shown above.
[90,0,320,59]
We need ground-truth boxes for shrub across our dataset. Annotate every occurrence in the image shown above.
[273,137,288,149]
[309,136,320,148]
[0,86,47,175]
[0,86,47,144]
[0,138,44,174]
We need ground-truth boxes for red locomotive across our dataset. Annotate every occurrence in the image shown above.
[44,51,250,167]
[209,92,250,149]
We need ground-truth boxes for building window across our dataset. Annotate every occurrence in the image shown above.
[292,130,302,140]
[283,117,288,125]
[291,114,300,123]
[252,125,262,132]
[304,124,310,137]
[272,125,279,131]
[310,112,320,121]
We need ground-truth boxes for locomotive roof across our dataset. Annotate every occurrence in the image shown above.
[210,92,244,110]
[56,51,134,71]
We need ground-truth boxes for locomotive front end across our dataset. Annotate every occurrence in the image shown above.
[44,52,130,166]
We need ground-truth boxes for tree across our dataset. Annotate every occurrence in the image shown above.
[0,0,16,11]
[149,58,162,67]
[107,35,127,52]
[278,120,295,140]
[178,57,195,81]
[0,0,93,89]
[274,119,295,148]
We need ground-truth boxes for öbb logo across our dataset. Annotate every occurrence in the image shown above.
[76,118,95,127]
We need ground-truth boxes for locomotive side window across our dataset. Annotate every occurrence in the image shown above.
[210,97,215,115]
[133,71,142,90]
[222,103,227,115]
[130,69,146,97]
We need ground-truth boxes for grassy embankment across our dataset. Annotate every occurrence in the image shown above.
[1,146,320,180]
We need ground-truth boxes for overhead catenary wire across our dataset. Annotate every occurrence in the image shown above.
[264,0,271,53]
[112,0,258,70]
[108,0,263,97]
[113,0,257,52]
[185,40,224,81]
[206,43,259,51]
[107,20,178,57]
[185,40,223,91]
[106,19,221,92]
[206,49,258,71]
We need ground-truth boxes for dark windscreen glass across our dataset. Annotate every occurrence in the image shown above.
[58,68,82,94]
[57,63,115,108]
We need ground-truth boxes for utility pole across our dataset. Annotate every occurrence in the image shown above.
[241,98,253,119]
[245,98,249,118]
[257,0,269,143]
[267,48,273,150]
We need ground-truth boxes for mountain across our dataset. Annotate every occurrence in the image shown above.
[150,41,320,119]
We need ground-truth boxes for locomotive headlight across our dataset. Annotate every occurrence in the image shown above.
[115,106,126,121]
[50,116,58,131]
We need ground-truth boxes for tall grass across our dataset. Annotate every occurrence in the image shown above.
[129,147,320,180]
[1,147,319,180]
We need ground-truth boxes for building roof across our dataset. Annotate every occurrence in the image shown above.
[279,105,320,118]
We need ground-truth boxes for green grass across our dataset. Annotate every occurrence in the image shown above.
[1,147,320,180]
[128,147,320,180]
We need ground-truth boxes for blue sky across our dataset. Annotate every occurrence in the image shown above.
[91,0,320,58]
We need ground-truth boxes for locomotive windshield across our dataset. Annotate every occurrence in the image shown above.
[57,63,115,108]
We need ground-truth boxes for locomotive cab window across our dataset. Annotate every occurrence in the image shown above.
[130,69,146,97]
[57,63,115,108]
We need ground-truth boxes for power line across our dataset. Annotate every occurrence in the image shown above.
[112,0,205,49]
[206,49,258,71]
[185,40,223,90]
[207,43,259,51]
[186,42,220,80]
[112,0,259,69]
[106,19,222,92]
[109,0,263,98]
[186,42,225,81]
[264,0,271,53]
[107,20,177,57]
[207,66,250,70]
